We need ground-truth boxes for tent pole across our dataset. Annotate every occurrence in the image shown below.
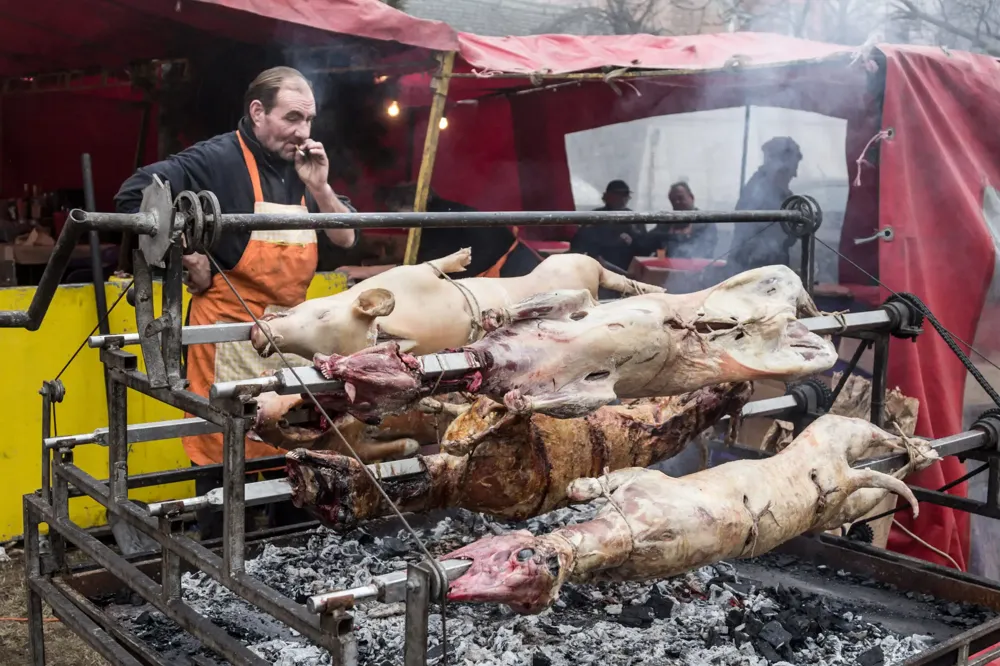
[739,104,751,195]
[403,51,456,266]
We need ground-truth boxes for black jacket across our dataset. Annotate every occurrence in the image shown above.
[569,206,644,272]
[414,197,516,276]
[728,169,794,272]
[114,117,356,277]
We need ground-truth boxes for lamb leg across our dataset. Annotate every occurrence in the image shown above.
[482,289,598,332]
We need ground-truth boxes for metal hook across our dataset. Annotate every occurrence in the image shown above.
[854,227,894,246]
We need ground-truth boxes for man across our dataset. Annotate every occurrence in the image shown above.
[640,182,718,259]
[728,136,803,273]
[114,66,358,538]
[382,183,540,278]
[569,179,646,272]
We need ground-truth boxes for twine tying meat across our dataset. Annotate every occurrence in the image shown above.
[426,261,487,342]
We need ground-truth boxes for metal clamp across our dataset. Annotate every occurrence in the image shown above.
[880,295,925,341]
[972,409,1000,452]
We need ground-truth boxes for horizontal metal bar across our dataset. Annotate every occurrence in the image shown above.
[89,322,253,349]
[50,577,179,666]
[113,367,231,427]
[210,352,483,401]
[910,487,1000,520]
[51,463,341,653]
[46,411,313,450]
[735,394,798,419]
[29,576,145,666]
[802,309,892,335]
[147,457,425,517]
[858,430,990,475]
[70,208,812,233]
[25,494,268,666]
[307,559,473,613]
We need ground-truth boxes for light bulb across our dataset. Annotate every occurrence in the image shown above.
[387,100,400,117]
[439,117,449,130]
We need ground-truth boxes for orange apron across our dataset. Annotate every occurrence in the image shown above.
[182,132,317,465]
[477,227,544,278]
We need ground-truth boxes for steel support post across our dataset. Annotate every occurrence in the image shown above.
[870,334,890,428]
[223,414,247,577]
[161,244,185,390]
[108,374,129,504]
[160,516,182,603]
[404,562,434,666]
[800,232,816,296]
[319,611,359,666]
[987,456,1000,513]
[50,449,70,571]
[23,501,45,666]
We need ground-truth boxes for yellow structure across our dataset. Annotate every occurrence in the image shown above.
[0,273,347,541]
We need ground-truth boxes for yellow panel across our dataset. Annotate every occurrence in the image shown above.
[0,272,346,540]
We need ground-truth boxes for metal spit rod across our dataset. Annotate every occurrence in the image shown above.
[203,310,892,402]
[140,393,815,518]
[87,308,894,351]
[306,426,995,615]
[307,559,473,613]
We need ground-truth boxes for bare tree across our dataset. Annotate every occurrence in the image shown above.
[891,0,1000,55]
[540,0,667,35]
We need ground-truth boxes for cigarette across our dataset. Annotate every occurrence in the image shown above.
[298,147,311,159]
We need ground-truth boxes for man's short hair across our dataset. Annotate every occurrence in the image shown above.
[761,136,803,163]
[605,179,632,195]
[669,181,693,196]
[244,66,313,117]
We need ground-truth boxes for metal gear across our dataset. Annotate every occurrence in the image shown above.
[846,522,875,544]
[779,194,822,238]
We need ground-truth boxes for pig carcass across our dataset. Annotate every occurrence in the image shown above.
[310,265,837,423]
[250,389,469,463]
[249,248,663,360]
[284,382,752,530]
[444,415,938,614]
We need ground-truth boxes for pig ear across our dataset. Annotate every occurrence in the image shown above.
[352,288,395,319]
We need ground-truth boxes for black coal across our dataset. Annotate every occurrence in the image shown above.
[99,505,992,666]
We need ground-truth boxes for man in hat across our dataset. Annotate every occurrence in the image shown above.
[570,179,645,272]
[728,136,803,273]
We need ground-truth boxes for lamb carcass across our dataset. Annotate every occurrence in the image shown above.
[248,249,662,360]
[444,414,937,614]
[284,382,752,529]
[310,265,836,423]
[250,390,469,463]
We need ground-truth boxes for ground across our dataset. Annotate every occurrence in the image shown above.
[0,547,106,666]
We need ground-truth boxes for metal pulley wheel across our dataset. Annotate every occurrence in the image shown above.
[175,190,204,255]
[197,190,223,253]
[779,194,823,238]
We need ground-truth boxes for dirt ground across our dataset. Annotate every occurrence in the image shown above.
[0,547,106,666]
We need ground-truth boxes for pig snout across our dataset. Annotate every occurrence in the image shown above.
[249,313,287,358]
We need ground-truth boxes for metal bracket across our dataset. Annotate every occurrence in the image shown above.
[854,227,894,245]
[785,379,833,436]
[404,559,451,666]
[779,194,823,237]
[880,295,925,341]
[136,176,176,269]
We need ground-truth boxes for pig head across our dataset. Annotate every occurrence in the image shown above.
[249,288,395,360]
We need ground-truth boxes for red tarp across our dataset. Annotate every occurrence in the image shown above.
[0,0,458,78]
[403,35,1000,584]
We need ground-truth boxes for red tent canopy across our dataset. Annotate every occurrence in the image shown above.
[0,0,458,78]
[395,34,1000,594]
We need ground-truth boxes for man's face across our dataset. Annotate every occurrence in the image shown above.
[669,187,695,211]
[767,156,801,188]
[603,192,630,210]
[251,80,316,161]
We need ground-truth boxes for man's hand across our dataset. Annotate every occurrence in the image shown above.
[295,139,356,248]
[294,138,330,193]
[620,232,633,245]
[182,253,212,295]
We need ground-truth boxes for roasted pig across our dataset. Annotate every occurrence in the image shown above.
[250,390,469,463]
[249,249,662,360]
[310,265,837,423]
[284,382,752,529]
[444,415,937,614]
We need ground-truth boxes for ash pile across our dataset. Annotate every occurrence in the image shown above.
[104,505,993,666]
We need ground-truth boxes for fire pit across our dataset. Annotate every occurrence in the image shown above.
[99,505,995,666]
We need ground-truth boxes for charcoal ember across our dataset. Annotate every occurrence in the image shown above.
[783,614,812,641]
[135,611,152,625]
[756,640,784,664]
[427,644,443,661]
[744,613,765,637]
[344,528,374,545]
[704,627,724,648]
[613,605,655,628]
[946,603,964,617]
[734,630,751,647]
[727,581,754,597]
[532,652,552,666]
[647,590,675,619]
[759,620,793,649]
[539,622,560,637]
[379,537,408,557]
[857,645,886,666]
[773,554,797,568]
[726,608,745,630]
[559,584,591,607]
